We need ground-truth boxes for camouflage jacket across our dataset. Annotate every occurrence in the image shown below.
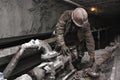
[55,10,95,54]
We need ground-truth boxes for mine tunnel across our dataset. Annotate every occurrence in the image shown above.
[0,0,120,80]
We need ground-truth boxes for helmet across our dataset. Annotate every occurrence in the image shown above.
[71,8,88,27]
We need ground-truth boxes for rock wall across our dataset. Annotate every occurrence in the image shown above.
[0,0,73,38]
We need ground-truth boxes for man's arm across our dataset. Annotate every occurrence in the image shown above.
[55,11,69,47]
[85,22,95,55]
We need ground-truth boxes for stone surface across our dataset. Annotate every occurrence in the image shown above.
[0,0,73,38]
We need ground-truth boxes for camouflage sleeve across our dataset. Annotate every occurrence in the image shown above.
[55,11,69,47]
[85,22,95,55]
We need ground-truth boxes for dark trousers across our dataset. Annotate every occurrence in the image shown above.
[76,40,85,59]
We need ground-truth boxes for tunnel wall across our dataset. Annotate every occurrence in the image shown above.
[0,0,73,39]
[0,0,119,49]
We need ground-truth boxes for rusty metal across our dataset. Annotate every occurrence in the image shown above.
[0,37,56,66]
[18,54,76,80]
[3,40,39,78]
[3,39,56,78]
[7,39,119,80]
[14,41,77,80]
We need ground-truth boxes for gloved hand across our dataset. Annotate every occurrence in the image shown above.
[60,45,70,55]
[90,53,95,63]
[89,53,95,67]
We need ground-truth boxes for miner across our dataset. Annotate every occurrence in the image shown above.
[55,8,95,69]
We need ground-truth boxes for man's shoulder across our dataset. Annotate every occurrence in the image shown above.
[64,10,73,13]
[59,10,73,20]
[62,10,73,16]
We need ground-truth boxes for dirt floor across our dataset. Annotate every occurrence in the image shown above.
[67,45,120,80]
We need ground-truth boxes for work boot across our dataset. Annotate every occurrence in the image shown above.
[84,68,100,78]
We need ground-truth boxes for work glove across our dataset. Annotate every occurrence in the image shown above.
[60,45,70,55]
[90,56,95,62]
[89,53,95,67]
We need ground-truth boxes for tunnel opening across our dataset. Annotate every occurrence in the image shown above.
[0,0,120,80]
[90,15,120,49]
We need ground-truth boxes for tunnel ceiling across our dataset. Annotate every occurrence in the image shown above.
[72,0,120,17]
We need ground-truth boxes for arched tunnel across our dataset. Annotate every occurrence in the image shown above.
[0,0,120,80]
